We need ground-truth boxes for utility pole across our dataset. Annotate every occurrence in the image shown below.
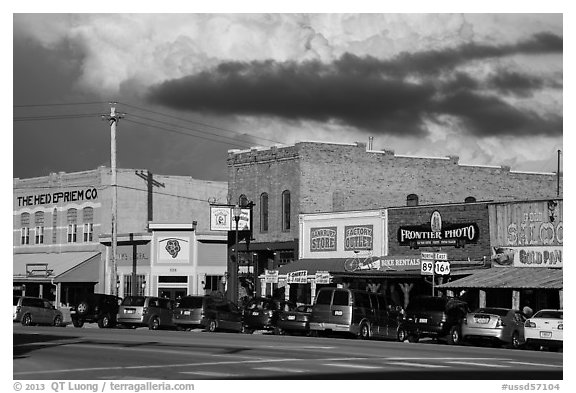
[557,149,561,197]
[103,104,124,296]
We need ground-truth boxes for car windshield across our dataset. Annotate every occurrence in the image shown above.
[533,310,563,319]
[247,298,273,310]
[474,308,509,317]
[176,297,204,308]
[121,296,145,307]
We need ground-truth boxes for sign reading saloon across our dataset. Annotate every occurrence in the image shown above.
[344,225,373,251]
[16,188,99,207]
[310,227,337,252]
[398,211,479,248]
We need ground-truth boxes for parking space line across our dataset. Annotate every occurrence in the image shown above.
[387,361,448,368]
[253,367,307,373]
[322,363,382,369]
[507,361,563,368]
[180,371,237,377]
[446,361,510,368]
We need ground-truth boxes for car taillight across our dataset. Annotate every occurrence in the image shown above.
[16,306,21,313]
[558,323,563,330]
[463,317,468,325]
[143,307,148,314]
[496,318,505,327]
[95,306,99,312]
[525,320,536,328]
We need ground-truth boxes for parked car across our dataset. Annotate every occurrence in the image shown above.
[308,288,400,340]
[117,296,175,330]
[15,296,63,327]
[461,307,526,349]
[275,304,314,335]
[69,293,122,328]
[399,295,469,344]
[243,297,296,333]
[13,296,20,321]
[524,309,563,351]
[172,295,244,332]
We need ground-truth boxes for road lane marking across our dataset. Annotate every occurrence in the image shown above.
[387,361,448,368]
[322,363,382,369]
[446,361,510,368]
[507,361,563,368]
[259,345,335,350]
[253,367,307,373]
[180,371,237,377]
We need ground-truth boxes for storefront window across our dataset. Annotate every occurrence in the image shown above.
[204,275,223,292]
[123,274,146,298]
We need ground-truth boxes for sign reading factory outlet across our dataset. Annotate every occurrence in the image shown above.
[398,210,479,248]
[310,227,337,252]
[16,188,99,207]
[344,225,373,250]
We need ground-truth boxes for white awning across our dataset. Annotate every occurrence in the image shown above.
[13,252,101,282]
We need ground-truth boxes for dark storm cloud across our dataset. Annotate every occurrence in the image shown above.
[147,32,562,138]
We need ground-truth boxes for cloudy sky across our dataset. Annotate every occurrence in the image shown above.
[12,11,564,181]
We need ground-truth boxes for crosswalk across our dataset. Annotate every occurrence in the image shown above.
[178,358,563,378]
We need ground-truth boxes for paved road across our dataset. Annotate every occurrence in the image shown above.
[13,324,563,380]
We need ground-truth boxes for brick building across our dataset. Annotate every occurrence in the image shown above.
[227,141,562,296]
[13,167,228,307]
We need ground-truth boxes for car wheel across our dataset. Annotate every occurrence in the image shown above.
[208,320,218,332]
[408,334,420,343]
[72,318,84,328]
[448,326,462,345]
[274,327,285,335]
[243,327,254,334]
[21,313,32,326]
[397,328,408,342]
[510,332,521,349]
[148,317,160,330]
[77,301,90,315]
[98,314,111,329]
[53,315,62,327]
[359,323,370,340]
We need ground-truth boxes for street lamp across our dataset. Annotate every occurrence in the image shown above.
[232,204,242,304]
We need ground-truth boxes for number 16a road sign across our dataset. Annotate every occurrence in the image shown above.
[434,261,451,275]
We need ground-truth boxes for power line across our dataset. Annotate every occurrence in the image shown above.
[13,102,109,108]
[123,118,256,149]
[117,101,284,145]
[13,113,103,121]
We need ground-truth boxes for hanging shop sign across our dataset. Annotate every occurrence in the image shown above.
[310,227,337,252]
[315,271,331,284]
[286,270,308,284]
[397,210,479,248]
[344,225,373,251]
[210,206,251,231]
[264,270,279,284]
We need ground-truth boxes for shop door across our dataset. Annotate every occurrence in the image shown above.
[158,288,188,302]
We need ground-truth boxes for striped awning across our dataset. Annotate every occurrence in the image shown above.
[437,267,563,289]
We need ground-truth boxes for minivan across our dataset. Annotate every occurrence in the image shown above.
[117,296,175,330]
[14,296,64,327]
[172,295,244,332]
[308,287,401,340]
[399,295,469,344]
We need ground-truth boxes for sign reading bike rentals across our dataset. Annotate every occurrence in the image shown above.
[398,210,479,248]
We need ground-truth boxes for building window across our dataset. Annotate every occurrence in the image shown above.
[282,190,291,231]
[52,208,58,244]
[20,213,30,245]
[67,208,78,243]
[277,251,294,267]
[20,227,30,245]
[260,192,269,232]
[239,194,249,208]
[83,223,93,242]
[67,224,77,243]
[407,194,419,207]
[465,196,477,203]
[34,212,45,245]
[123,274,146,298]
[204,275,223,293]
[35,226,44,244]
